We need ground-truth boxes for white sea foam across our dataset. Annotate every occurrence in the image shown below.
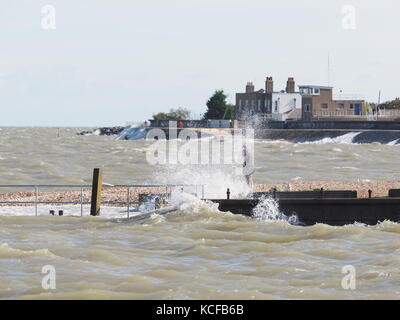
[300,132,362,145]
[251,196,299,224]
[388,139,400,146]
[116,127,148,140]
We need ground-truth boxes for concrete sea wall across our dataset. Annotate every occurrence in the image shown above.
[264,121,400,130]
[255,129,400,144]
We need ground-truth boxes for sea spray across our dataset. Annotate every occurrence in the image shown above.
[154,165,252,199]
[144,128,254,199]
[169,190,221,216]
[252,196,299,224]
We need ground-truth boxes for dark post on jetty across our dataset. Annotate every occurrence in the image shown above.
[90,168,103,216]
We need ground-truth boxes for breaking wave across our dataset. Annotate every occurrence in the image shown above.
[116,127,148,140]
[388,139,400,146]
[301,132,362,145]
[251,196,300,225]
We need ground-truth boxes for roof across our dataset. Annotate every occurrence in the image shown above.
[299,85,333,90]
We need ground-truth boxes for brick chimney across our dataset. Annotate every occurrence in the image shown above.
[286,77,295,93]
[265,77,273,94]
[245,82,255,93]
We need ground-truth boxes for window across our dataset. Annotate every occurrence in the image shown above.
[265,99,272,112]
[321,103,328,109]
[314,88,320,94]
[258,100,261,111]
[337,103,345,110]
[300,88,313,95]
[245,100,249,107]
[350,104,354,109]
[239,100,242,108]
[305,104,311,112]
[275,101,278,112]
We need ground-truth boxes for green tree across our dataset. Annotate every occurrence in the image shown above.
[152,107,191,121]
[365,102,374,113]
[379,98,400,109]
[203,90,234,120]
[222,103,235,120]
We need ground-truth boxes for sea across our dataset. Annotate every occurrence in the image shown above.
[0,127,399,299]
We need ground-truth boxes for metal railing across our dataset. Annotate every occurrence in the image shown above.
[333,94,365,101]
[315,110,364,117]
[0,184,205,218]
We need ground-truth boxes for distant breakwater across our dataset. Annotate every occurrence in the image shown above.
[78,127,125,136]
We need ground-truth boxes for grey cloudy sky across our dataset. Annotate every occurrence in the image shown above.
[1,0,399,126]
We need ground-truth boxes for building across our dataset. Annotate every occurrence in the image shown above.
[271,82,302,121]
[235,77,302,121]
[299,85,365,121]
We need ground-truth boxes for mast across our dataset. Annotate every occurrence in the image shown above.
[376,90,381,120]
[327,52,331,87]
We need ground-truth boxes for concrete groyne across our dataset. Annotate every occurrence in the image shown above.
[211,197,400,226]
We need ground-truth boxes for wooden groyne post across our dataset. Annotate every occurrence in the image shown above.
[90,168,103,216]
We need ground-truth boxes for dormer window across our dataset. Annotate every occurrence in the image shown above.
[300,87,323,95]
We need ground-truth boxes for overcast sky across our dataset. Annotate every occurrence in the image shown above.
[1,0,399,126]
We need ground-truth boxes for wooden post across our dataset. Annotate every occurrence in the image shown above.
[90,168,103,216]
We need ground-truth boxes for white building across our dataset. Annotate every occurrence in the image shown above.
[271,92,302,121]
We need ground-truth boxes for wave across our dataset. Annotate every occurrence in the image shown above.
[116,127,148,140]
[259,131,400,145]
[300,132,362,145]
[388,139,400,146]
[0,243,54,258]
